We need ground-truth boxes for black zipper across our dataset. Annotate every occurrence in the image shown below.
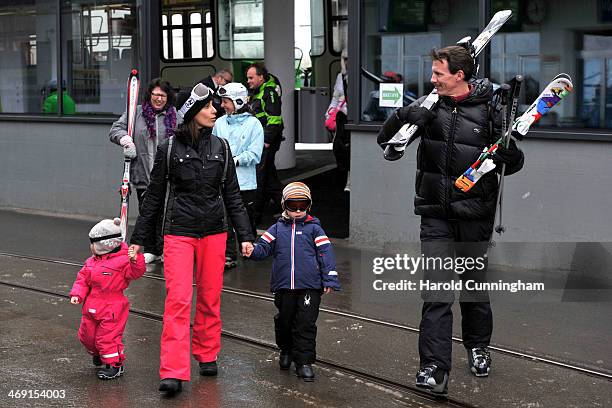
[445,106,458,214]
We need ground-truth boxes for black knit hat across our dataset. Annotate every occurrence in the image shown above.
[176,83,213,124]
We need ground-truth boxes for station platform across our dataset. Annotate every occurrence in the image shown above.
[0,209,610,407]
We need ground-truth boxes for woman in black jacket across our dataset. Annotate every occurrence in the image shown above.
[129,84,254,395]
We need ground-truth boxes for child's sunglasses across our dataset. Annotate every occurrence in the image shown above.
[284,199,310,212]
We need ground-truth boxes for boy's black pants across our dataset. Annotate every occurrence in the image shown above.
[273,289,321,365]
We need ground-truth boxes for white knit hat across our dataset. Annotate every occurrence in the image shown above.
[89,218,122,255]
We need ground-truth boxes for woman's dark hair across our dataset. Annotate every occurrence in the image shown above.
[145,78,176,108]
[177,100,213,145]
[430,46,475,81]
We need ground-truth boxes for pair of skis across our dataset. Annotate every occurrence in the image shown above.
[381,9,513,161]
[455,73,574,193]
[119,69,140,241]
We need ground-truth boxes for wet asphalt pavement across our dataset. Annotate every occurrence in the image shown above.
[1,209,611,407]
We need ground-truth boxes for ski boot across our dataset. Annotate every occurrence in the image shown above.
[97,364,124,380]
[467,347,491,377]
[415,365,448,397]
[295,364,315,382]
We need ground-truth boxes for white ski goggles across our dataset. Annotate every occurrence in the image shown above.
[217,85,247,106]
[178,83,212,118]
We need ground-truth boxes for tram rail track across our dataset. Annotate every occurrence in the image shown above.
[1,250,611,382]
[0,278,475,408]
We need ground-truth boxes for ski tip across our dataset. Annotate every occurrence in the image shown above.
[557,73,573,83]
[383,145,405,161]
[494,10,512,18]
[131,69,138,75]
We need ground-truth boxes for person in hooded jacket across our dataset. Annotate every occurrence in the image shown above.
[70,218,145,380]
[129,83,254,395]
[212,82,263,268]
[245,182,340,382]
[377,45,524,397]
[109,78,177,264]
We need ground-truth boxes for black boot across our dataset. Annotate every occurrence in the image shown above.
[97,364,124,380]
[199,361,218,376]
[224,257,237,269]
[92,355,102,366]
[159,378,182,394]
[279,350,292,370]
[295,364,315,382]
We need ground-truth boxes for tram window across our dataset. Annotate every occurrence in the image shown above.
[218,0,264,59]
[191,28,203,58]
[0,0,58,114]
[309,0,325,57]
[219,0,325,61]
[329,0,347,55]
[66,2,138,115]
[190,13,201,25]
[162,0,214,61]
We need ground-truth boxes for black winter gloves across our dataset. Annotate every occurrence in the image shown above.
[377,105,436,148]
[492,140,525,175]
[492,144,521,166]
[397,106,436,128]
[377,110,403,146]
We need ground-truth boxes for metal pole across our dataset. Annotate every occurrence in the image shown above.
[494,75,523,235]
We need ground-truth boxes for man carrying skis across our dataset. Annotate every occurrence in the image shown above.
[377,45,524,396]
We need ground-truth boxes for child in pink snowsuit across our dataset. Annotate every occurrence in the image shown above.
[70,218,145,380]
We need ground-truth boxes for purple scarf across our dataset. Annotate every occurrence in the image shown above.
[142,101,177,139]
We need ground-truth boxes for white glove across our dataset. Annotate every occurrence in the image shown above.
[123,143,137,159]
[123,143,136,159]
[119,135,136,159]
[119,135,133,147]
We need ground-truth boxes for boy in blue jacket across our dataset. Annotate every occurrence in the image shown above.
[245,182,340,381]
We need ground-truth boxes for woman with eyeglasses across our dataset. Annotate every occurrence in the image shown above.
[212,82,264,269]
[129,83,255,395]
[109,78,177,264]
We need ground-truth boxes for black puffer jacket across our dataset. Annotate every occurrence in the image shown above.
[130,127,255,247]
[413,79,523,220]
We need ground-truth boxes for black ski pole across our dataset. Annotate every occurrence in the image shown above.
[494,75,523,235]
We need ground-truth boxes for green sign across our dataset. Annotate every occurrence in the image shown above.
[379,83,403,107]
[381,88,401,103]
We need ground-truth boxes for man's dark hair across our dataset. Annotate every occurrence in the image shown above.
[248,62,268,77]
[430,46,475,81]
[145,78,175,107]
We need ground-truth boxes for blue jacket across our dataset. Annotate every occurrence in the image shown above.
[251,214,340,292]
[212,112,263,191]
